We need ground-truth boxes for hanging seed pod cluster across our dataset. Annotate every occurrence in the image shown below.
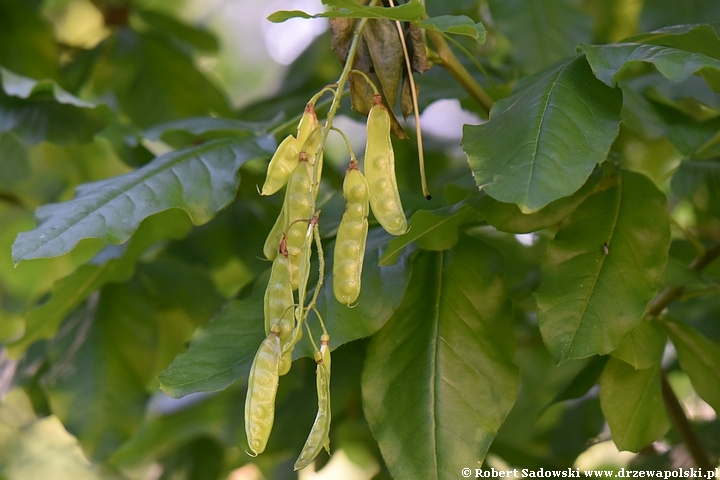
[245,85,409,468]
[241,7,428,469]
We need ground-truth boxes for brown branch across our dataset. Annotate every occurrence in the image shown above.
[647,241,720,316]
[660,370,714,471]
[648,241,720,470]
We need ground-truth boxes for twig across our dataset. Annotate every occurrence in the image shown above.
[647,241,720,316]
[647,240,720,470]
[660,370,714,471]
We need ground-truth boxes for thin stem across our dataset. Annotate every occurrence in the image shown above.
[304,321,320,353]
[425,29,493,117]
[269,93,335,136]
[307,223,326,312]
[311,15,372,217]
[645,240,720,469]
[660,370,714,471]
[350,70,379,95]
[387,0,430,199]
[330,126,359,163]
[313,306,328,337]
[670,216,705,258]
[442,32,497,91]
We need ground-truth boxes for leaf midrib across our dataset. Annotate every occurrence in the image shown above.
[564,181,623,359]
[19,138,243,261]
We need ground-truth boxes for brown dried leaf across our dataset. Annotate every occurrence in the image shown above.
[407,23,429,74]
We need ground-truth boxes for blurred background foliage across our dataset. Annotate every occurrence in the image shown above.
[1,0,719,479]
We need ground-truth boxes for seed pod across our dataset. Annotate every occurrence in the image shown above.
[364,95,407,235]
[333,162,369,305]
[245,328,281,455]
[263,202,287,261]
[264,255,296,376]
[294,355,331,471]
[284,155,314,290]
[261,103,319,196]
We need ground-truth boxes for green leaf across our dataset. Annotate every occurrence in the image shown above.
[599,358,670,452]
[7,210,193,356]
[640,0,720,32]
[671,159,720,217]
[662,319,720,413]
[362,236,519,480]
[109,389,242,466]
[143,116,276,145]
[611,319,667,370]
[92,31,233,128]
[136,10,219,52]
[418,16,486,43]
[268,0,425,23]
[12,136,272,263]
[42,258,221,460]
[536,171,670,363]
[0,1,60,81]
[579,24,720,92]
[487,0,592,72]
[379,203,482,266]
[157,277,265,398]
[463,56,622,213]
[3,415,111,479]
[548,355,609,406]
[0,68,112,145]
[0,131,30,189]
[474,167,616,234]
[300,229,414,358]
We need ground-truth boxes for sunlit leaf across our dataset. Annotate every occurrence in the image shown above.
[599,358,670,452]
[363,236,519,480]
[536,171,670,363]
[12,136,273,263]
[463,56,622,213]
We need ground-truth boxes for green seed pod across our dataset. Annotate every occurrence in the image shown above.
[263,202,287,261]
[297,103,319,144]
[364,95,407,235]
[284,156,314,291]
[264,255,295,373]
[261,103,319,196]
[294,358,331,471]
[245,328,281,455]
[333,163,369,305]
